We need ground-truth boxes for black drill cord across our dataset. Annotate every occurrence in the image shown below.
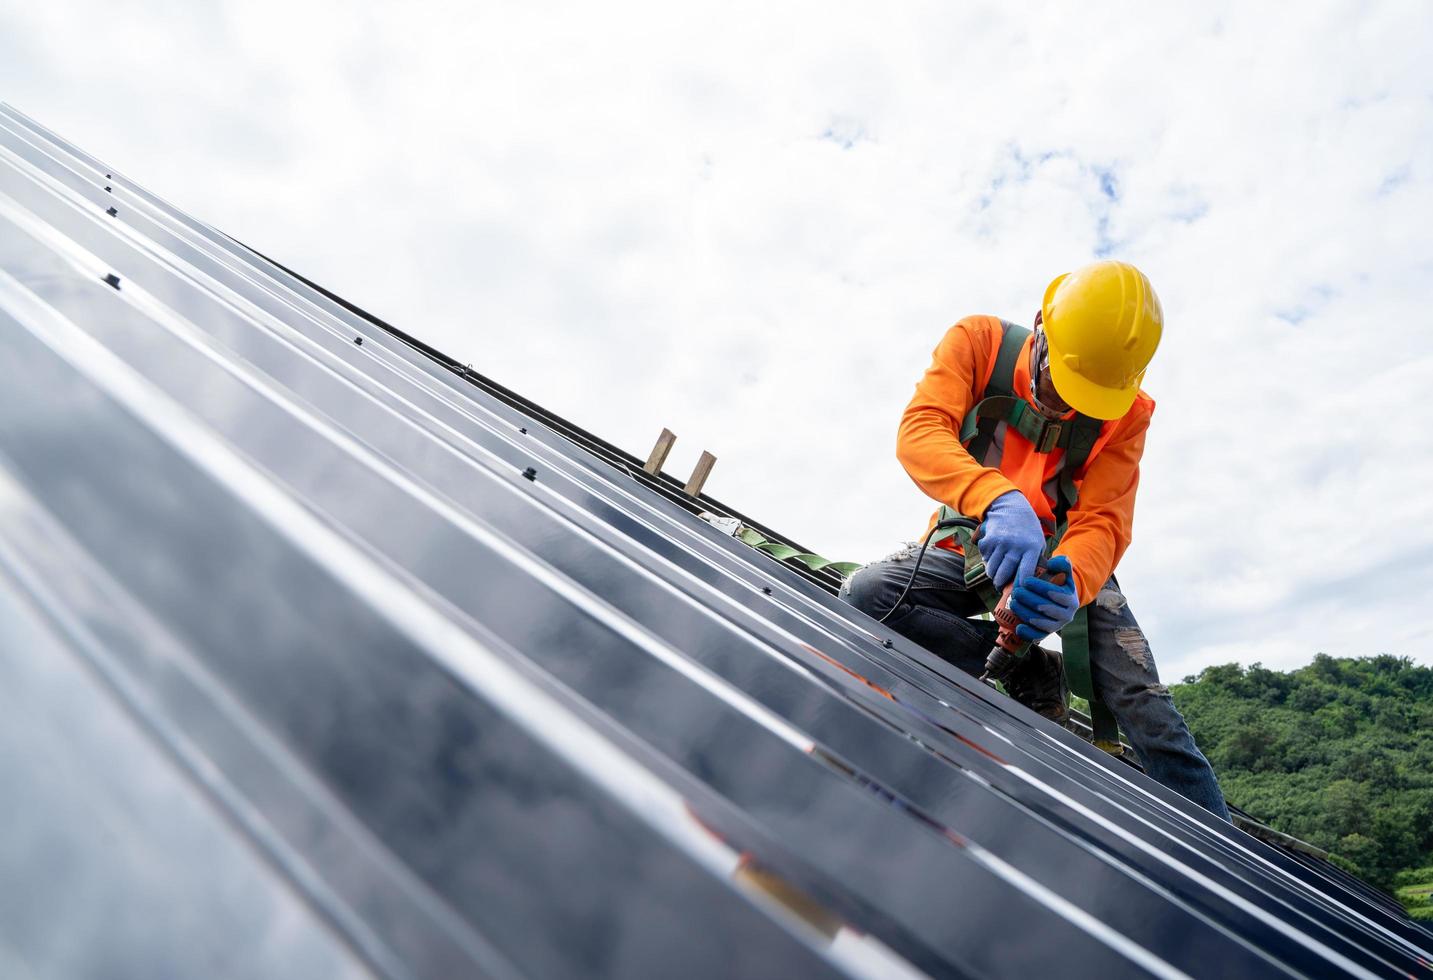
[876,516,979,625]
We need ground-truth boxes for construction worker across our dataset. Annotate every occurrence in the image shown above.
[841,260,1230,821]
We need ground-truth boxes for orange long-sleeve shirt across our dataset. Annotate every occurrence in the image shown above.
[897,315,1155,606]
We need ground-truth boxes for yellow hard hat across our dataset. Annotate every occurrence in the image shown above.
[1040,260,1163,420]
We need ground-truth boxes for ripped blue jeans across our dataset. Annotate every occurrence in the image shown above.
[841,544,1230,821]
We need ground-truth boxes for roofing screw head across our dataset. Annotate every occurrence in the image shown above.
[105,185,112,192]
[105,206,117,217]
[522,466,537,481]
[519,427,527,434]
[103,273,121,289]
[762,586,772,595]
[354,336,363,345]
[105,173,111,179]
[882,638,894,649]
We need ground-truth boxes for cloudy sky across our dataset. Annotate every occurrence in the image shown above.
[3,1,1431,680]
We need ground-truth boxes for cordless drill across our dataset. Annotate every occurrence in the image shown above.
[979,563,1067,685]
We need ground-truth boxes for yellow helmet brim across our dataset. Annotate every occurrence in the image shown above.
[1045,339,1143,420]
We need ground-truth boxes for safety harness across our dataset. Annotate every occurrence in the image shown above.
[929,320,1122,750]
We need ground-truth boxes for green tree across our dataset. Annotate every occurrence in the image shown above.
[1172,654,1433,913]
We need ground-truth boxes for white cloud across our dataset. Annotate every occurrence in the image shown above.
[4,0,1430,681]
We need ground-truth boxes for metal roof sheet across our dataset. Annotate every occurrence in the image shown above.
[0,104,1429,979]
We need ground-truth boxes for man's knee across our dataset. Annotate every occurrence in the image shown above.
[1103,679,1186,744]
[840,561,904,619]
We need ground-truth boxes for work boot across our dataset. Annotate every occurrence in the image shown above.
[1004,644,1068,724]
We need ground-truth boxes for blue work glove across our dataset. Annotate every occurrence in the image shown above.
[978,491,1045,589]
[1009,555,1080,642]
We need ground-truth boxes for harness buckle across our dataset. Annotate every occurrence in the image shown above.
[1009,401,1065,454]
[1035,421,1063,454]
[952,525,993,592]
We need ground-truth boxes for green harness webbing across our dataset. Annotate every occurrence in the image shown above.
[931,321,1120,749]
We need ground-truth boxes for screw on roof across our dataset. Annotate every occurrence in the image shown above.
[882,639,894,649]
[522,467,537,481]
[354,336,363,346]
[519,427,527,435]
[762,586,772,595]
[103,273,121,289]
[105,186,112,192]
[105,206,117,217]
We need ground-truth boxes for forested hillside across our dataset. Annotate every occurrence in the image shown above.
[1171,655,1433,920]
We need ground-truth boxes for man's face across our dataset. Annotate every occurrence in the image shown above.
[1029,320,1073,419]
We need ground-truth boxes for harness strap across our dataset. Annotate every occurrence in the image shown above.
[1056,606,1118,745]
[1051,414,1104,541]
[963,321,1033,464]
[960,397,1071,456]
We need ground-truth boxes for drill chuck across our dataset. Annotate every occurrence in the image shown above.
[983,645,1024,682]
[981,566,1066,684]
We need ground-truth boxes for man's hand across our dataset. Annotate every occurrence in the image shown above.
[1009,555,1080,642]
[979,491,1045,588]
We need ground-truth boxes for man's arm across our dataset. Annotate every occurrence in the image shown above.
[1053,396,1154,605]
[896,317,1020,517]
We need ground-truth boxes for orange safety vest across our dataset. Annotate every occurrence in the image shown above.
[901,316,1154,607]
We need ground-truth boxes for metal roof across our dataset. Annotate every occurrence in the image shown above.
[0,103,1429,979]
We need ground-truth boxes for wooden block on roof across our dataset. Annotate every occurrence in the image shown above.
[643,428,676,475]
[683,451,717,497]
